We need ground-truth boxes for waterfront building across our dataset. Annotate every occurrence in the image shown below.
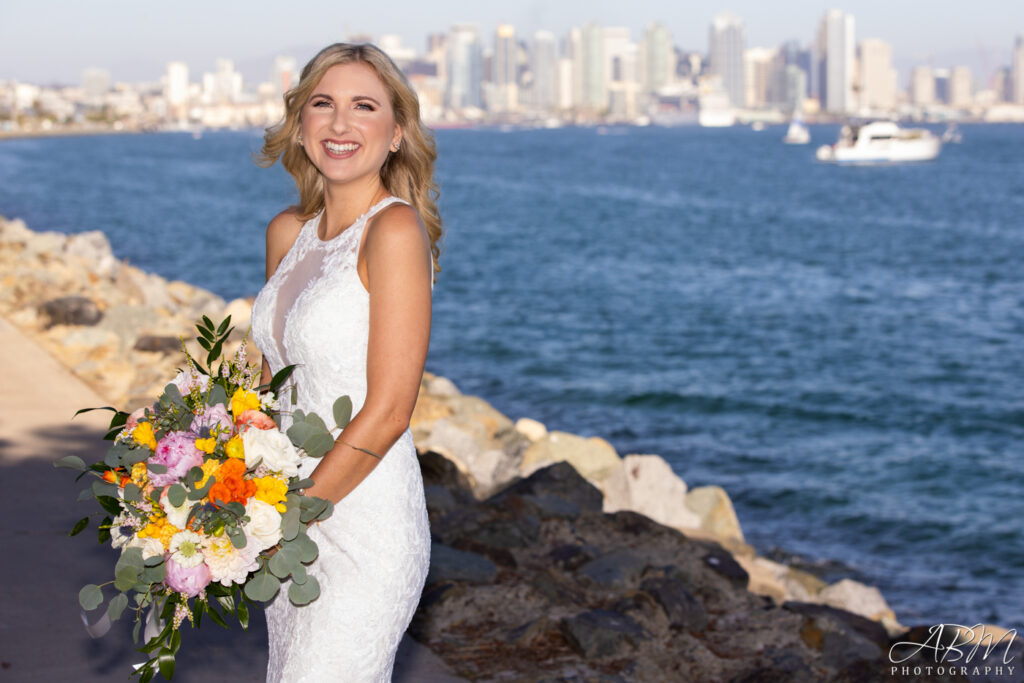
[911,66,935,107]
[857,38,896,112]
[492,24,518,112]
[445,24,484,112]
[579,22,607,112]
[556,56,575,111]
[818,9,856,114]
[202,59,242,105]
[640,22,674,97]
[709,12,746,108]
[1014,35,1024,105]
[82,68,110,107]
[933,68,951,104]
[743,47,776,108]
[271,56,296,97]
[531,30,558,112]
[949,66,973,109]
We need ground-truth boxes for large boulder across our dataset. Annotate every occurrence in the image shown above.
[601,453,702,532]
[38,296,103,328]
[64,230,118,278]
[816,578,895,623]
[520,431,622,484]
[685,485,745,543]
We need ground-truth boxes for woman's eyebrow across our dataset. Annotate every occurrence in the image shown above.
[352,95,382,106]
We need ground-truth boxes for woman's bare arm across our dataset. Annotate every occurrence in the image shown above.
[303,205,432,504]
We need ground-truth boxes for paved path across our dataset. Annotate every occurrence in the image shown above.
[0,316,465,682]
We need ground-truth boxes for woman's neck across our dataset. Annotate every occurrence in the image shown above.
[320,178,389,239]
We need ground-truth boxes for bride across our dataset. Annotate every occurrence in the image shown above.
[250,43,442,682]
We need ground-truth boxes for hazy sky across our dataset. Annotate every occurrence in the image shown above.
[1,0,1020,84]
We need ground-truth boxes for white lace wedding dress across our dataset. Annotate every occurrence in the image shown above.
[250,196,431,682]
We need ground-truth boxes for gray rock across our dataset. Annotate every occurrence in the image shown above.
[426,542,497,585]
[134,335,181,353]
[97,305,158,350]
[39,296,103,327]
[548,543,599,571]
[559,608,650,658]
[640,576,709,631]
[578,549,648,589]
[489,461,604,515]
[64,230,117,277]
[423,484,457,517]
[728,648,817,683]
[703,545,750,589]
[520,492,581,519]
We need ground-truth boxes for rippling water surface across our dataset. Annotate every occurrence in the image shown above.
[1,124,1021,631]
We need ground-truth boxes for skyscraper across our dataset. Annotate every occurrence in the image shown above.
[641,23,674,96]
[949,66,973,109]
[492,24,518,112]
[858,38,896,111]
[271,56,297,97]
[818,10,856,114]
[165,62,189,109]
[1014,35,1024,105]
[579,22,607,112]
[445,24,483,110]
[709,12,746,108]
[531,30,558,112]
[911,66,935,106]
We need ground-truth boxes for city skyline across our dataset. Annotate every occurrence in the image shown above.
[1,0,1022,84]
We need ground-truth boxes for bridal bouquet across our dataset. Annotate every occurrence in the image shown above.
[55,316,352,681]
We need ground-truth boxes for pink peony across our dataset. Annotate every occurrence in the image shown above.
[125,405,152,432]
[149,431,205,487]
[190,403,232,437]
[235,409,277,432]
[171,368,210,395]
[164,557,212,597]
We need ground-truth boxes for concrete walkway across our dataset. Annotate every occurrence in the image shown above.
[0,316,465,682]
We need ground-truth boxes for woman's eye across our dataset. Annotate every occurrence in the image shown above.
[355,103,375,111]
[311,100,331,108]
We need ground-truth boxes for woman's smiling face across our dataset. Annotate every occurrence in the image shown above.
[299,61,400,187]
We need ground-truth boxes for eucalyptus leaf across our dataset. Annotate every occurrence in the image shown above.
[123,482,142,503]
[116,546,145,573]
[121,447,151,466]
[293,533,319,563]
[281,506,300,542]
[332,396,353,428]
[187,476,215,501]
[79,584,103,611]
[77,488,94,502]
[114,567,139,592]
[290,564,308,585]
[303,411,328,432]
[302,432,336,459]
[229,530,248,550]
[107,593,129,622]
[268,546,299,579]
[92,481,119,499]
[208,383,228,406]
[167,484,186,508]
[288,575,320,606]
[244,572,281,602]
[54,455,87,471]
[147,463,168,474]
[141,563,166,584]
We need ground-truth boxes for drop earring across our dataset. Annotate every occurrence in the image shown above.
[297,134,303,146]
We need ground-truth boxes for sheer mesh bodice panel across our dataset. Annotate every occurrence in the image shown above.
[250,196,432,682]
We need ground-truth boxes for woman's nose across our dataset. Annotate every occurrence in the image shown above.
[329,107,350,134]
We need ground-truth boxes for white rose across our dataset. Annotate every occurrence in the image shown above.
[124,535,164,560]
[243,428,301,477]
[160,488,199,529]
[244,498,283,551]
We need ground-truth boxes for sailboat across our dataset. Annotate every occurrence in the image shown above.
[783,117,810,145]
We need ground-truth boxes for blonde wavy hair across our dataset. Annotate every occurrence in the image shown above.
[259,42,442,278]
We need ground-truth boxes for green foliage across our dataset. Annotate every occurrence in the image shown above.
[288,575,321,606]
[69,516,89,536]
[79,584,103,610]
[244,571,281,602]
[54,455,87,471]
[333,396,353,428]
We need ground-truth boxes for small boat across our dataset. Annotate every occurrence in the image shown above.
[816,121,942,164]
[751,121,765,132]
[783,118,810,144]
[941,123,963,144]
[698,91,736,128]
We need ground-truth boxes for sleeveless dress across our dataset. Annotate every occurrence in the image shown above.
[250,196,431,682]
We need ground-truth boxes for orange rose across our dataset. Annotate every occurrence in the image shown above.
[208,458,256,507]
[235,409,277,432]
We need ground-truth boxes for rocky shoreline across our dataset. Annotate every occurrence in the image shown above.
[1,215,1015,681]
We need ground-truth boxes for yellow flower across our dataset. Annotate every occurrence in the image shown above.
[224,435,244,460]
[196,459,220,489]
[130,462,149,486]
[195,437,217,454]
[137,515,181,550]
[132,422,157,450]
[253,476,289,513]
[231,389,260,419]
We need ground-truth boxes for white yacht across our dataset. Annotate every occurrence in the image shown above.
[816,121,941,164]
[698,91,736,127]
[783,119,810,145]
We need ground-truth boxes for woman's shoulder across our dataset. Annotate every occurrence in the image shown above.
[265,207,308,278]
[365,201,425,244]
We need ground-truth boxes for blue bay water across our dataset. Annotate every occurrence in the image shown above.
[1,125,1022,631]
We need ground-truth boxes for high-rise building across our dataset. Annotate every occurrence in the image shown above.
[557,56,575,111]
[271,56,297,97]
[531,30,558,111]
[82,68,110,106]
[949,66,973,108]
[743,47,776,108]
[911,66,935,106]
[933,68,951,104]
[579,22,607,112]
[709,12,746,108]
[165,62,190,108]
[1013,35,1024,105]
[492,24,518,112]
[819,10,856,113]
[605,30,639,119]
[203,59,242,105]
[857,38,896,111]
[445,24,483,110]
[641,23,674,96]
